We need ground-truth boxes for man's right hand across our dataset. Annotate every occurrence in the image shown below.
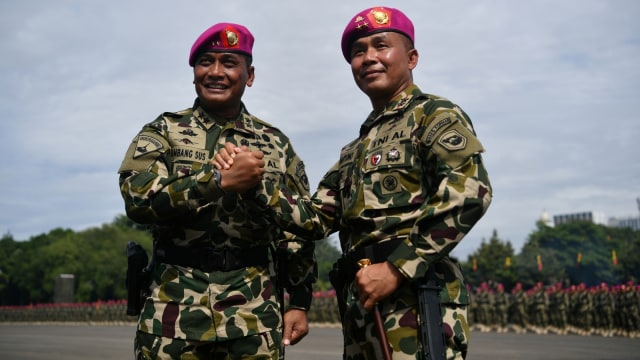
[212,142,242,170]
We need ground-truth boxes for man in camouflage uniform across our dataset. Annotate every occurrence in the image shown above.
[573,283,593,336]
[548,282,568,335]
[529,282,549,334]
[473,282,493,332]
[493,283,510,333]
[219,7,492,359]
[594,282,615,337]
[509,282,528,334]
[621,282,640,338]
[118,22,316,359]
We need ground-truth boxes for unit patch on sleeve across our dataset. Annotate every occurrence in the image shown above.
[437,129,467,151]
[134,135,164,158]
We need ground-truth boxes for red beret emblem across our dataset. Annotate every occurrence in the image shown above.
[371,10,389,25]
[226,29,239,47]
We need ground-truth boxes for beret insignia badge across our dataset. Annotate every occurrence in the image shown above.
[371,10,389,25]
[226,30,239,46]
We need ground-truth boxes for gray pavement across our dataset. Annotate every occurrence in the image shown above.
[0,323,638,359]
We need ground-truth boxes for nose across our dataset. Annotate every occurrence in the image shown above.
[206,62,224,78]
[362,47,378,64]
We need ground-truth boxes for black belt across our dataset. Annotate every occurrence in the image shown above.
[157,244,270,272]
[337,239,403,281]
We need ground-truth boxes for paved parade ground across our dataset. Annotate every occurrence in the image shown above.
[0,323,638,360]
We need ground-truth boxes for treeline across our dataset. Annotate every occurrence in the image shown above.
[0,215,340,306]
[462,221,640,291]
[0,216,638,305]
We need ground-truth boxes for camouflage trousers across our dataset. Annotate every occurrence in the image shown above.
[342,299,469,359]
[134,329,282,360]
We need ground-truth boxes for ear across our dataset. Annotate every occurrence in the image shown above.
[408,48,419,70]
[246,65,255,87]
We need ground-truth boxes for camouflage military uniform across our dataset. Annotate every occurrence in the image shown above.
[493,285,510,332]
[257,85,492,359]
[594,284,615,336]
[548,285,568,335]
[621,284,640,337]
[118,100,316,359]
[529,284,549,334]
[509,285,528,333]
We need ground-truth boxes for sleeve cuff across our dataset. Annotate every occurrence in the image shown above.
[287,284,313,311]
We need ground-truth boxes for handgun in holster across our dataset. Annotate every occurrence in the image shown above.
[329,259,348,322]
[126,241,151,316]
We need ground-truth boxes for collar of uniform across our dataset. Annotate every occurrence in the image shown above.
[359,84,423,136]
[191,99,252,131]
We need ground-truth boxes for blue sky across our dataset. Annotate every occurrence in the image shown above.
[1,0,639,259]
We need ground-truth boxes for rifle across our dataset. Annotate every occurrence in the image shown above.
[416,266,447,360]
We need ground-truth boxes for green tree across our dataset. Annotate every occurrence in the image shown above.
[0,219,152,305]
[313,237,341,291]
[463,229,517,289]
[518,220,638,287]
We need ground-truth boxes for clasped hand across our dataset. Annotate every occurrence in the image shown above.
[210,142,265,193]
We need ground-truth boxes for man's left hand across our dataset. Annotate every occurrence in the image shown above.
[282,308,309,346]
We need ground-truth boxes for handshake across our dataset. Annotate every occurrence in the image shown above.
[211,142,265,193]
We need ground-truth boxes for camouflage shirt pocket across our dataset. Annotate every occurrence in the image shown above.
[362,141,421,209]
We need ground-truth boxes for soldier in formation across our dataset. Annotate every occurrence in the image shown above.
[470,280,639,338]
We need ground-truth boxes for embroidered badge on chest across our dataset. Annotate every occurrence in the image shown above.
[386,147,401,162]
[382,174,399,192]
[371,152,382,166]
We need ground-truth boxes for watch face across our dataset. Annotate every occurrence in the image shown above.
[213,169,221,186]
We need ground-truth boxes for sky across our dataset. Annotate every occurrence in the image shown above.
[1,0,639,260]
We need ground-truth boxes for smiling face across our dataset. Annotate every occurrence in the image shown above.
[193,52,255,118]
[349,32,418,110]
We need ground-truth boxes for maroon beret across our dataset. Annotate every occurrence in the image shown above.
[341,7,414,62]
[189,23,254,66]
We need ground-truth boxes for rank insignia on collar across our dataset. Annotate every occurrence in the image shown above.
[386,147,401,162]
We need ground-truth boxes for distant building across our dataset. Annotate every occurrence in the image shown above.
[543,197,640,231]
[608,216,640,231]
[553,211,607,226]
[539,209,554,227]
[608,196,640,231]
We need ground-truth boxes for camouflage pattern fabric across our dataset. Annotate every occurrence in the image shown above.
[135,329,281,359]
[255,85,492,359]
[118,99,316,356]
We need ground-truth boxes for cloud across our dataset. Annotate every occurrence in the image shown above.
[1,0,639,261]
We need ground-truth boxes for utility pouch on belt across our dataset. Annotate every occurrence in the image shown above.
[126,241,151,316]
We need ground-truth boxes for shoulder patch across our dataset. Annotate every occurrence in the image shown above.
[437,129,467,151]
[431,121,484,168]
[134,135,165,159]
[423,114,455,145]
